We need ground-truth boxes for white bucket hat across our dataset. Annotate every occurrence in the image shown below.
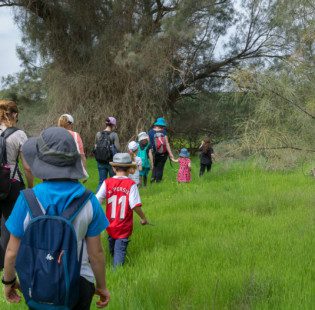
[138,132,149,142]
[128,141,138,152]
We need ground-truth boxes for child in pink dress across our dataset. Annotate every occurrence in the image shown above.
[172,148,191,183]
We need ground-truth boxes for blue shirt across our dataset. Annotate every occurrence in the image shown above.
[6,181,108,238]
[6,181,109,283]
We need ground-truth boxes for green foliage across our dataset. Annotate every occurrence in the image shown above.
[171,92,253,147]
[0,158,313,309]
[0,0,298,146]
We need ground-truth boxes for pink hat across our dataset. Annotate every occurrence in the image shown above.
[107,117,117,126]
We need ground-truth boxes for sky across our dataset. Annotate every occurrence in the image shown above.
[0,8,22,79]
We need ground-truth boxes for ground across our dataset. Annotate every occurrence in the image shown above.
[0,158,314,309]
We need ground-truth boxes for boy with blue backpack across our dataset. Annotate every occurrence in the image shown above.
[3,127,110,309]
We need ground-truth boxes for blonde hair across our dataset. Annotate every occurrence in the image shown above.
[0,100,18,127]
[58,115,71,129]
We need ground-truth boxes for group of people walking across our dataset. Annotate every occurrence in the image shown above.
[0,99,214,310]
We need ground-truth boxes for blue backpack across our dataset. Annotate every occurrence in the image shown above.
[16,189,92,310]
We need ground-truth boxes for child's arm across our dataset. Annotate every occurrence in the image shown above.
[171,157,179,163]
[95,182,106,204]
[133,207,148,225]
[138,158,143,171]
[188,161,191,170]
[130,184,148,225]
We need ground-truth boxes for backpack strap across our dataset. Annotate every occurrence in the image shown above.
[0,127,19,164]
[22,189,44,218]
[1,127,19,139]
[61,190,92,222]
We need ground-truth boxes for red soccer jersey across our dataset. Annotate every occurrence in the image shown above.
[103,177,142,239]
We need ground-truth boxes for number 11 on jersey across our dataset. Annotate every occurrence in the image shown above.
[108,195,127,219]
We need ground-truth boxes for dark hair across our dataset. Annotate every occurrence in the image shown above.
[105,118,112,127]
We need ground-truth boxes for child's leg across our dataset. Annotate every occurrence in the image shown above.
[207,163,212,172]
[113,238,129,267]
[108,236,115,257]
[199,164,206,176]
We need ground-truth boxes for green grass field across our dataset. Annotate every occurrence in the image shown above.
[1,158,314,309]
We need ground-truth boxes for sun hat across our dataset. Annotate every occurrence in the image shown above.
[61,114,74,124]
[22,127,85,180]
[154,117,167,127]
[128,141,138,152]
[179,148,190,158]
[138,132,149,142]
[110,153,136,168]
[107,116,117,126]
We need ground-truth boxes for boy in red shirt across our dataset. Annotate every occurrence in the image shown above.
[96,153,148,267]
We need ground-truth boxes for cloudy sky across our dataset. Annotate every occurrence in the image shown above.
[0,8,22,79]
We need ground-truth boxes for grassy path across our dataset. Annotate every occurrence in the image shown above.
[1,159,314,309]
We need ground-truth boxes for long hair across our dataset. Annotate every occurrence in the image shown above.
[0,100,18,127]
[201,138,211,153]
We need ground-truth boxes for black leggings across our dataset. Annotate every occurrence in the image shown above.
[199,163,212,176]
[152,153,168,182]
[0,181,24,269]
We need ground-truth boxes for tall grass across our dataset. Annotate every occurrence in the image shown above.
[1,158,314,309]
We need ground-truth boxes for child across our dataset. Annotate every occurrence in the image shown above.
[199,138,214,176]
[127,141,142,186]
[171,148,191,183]
[96,153,148,267]
[137,132,153,186]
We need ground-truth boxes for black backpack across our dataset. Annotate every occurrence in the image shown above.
[0,127,19,200]
[94,131,113,163]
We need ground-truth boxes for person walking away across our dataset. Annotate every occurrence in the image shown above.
[96,153,148,267]
[127,141,142,186]
[199,138,214,176]
[94,117,120,191]
[148,117,174,182]
[137,132,153,187]
[171,148,191,183]
[0,100,33,270]
[3,127,110,309]
[58,113,88,180]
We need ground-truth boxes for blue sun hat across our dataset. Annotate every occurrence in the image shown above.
[154,117,167,127]
[179,148,190,158]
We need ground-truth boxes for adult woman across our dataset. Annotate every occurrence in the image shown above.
[94,117,120,190]
[58,114,88,178]
[148,117,174,182]
[0,100,33,269]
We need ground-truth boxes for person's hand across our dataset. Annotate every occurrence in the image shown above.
[95,287,110,308]
[140,218,148,225]
[4,281,21,303]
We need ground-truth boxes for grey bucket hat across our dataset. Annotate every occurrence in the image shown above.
[110,153,136,168]
[22,127,85,180]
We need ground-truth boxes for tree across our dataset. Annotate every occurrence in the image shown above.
[0,0,308,145]
[229,0,315,168]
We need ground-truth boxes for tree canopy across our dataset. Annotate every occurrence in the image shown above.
[0,0,314,159]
